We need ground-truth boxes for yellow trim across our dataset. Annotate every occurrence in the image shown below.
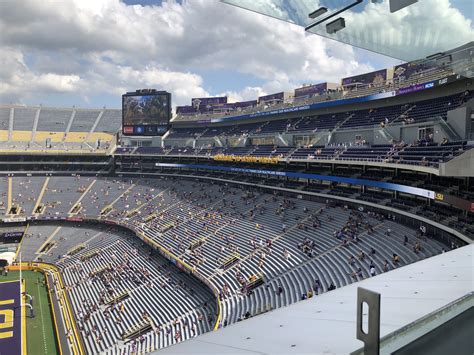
[44,268,63,355]
[7,176,12,214]
[105,183,135,215]
[32,177,50,215]
[34,226,61,259]
[11,131,32,142]
[34,131,64,143]
[68,179,96,216]
[214,297,222,331]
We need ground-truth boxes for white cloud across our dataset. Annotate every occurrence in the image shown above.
[0,47,81,102]
[1,0,469,108]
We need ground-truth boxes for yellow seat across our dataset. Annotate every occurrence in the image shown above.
[11,131,32,141]
[34,131,64,143]
[64,132,88,143]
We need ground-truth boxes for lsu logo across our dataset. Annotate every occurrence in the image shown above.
[435,193,444,201]
[0,299,14,339]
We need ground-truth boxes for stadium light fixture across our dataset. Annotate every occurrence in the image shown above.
[326,18,346,34]
[308,7,327,19]
[305,0,362,32]
[389,0,418,13]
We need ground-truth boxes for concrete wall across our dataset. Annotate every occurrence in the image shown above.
[439,148,474,177]
[447,106,469,139]
[331,128,375,144]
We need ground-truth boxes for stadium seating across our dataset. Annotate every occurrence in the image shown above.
[0,166,462,354]
[173,63,455,122]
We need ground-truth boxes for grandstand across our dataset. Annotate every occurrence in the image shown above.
[0,1,473,355]
[0,105,120,153]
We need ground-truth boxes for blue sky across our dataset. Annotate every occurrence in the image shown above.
[0,0,472,109]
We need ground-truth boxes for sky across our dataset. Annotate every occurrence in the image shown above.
[0,0,472,109]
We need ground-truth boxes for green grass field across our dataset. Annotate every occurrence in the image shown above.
[0,270,59,355]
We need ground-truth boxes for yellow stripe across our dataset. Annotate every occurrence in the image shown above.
[0,299,14,305]
[34,226,61,259]
[32,177,50,215]
[44,269,63,355]
[7,176,12,213]
[103,183,135,216]
[68,179,96,216]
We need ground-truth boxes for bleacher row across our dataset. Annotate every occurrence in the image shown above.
[5,176,451,354]
[116,140,472,167]
[0,105,120,151]
[168,90,472,139]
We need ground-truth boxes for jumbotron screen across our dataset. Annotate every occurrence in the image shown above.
[122,91,171,136]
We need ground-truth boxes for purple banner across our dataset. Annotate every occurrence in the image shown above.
[258,92,284,104]
[176,106,197,114]
[394,61,432,81]
[397,81,434,95]
[0,281,22,355]
[191,97,227,108]
[294,83,327,98]
[233,100,257,109]
[342,69,387,86]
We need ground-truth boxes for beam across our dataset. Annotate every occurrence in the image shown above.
[305,0,362,32]
[31,177,50,215]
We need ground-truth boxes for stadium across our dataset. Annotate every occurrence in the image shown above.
[0,0,473,354]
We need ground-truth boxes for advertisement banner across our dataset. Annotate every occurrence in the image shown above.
[258,92,284,104]
[394,61,432,81]
[154,162,436,200]
[176,106,197,114]
[0,231,24,243]
[342,69,387,86]
[191,97,228,107]
[234,100,257,108]
[294,83,327,98]
[195,75,461,125]
[2,217,26,223]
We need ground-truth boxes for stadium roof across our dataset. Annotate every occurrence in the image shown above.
[221,0,474,64]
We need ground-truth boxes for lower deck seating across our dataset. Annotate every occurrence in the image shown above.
[6,176,460,354]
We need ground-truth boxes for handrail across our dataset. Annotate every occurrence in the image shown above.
[44,268,63,355]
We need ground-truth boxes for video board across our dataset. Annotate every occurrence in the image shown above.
[122,91,171,136]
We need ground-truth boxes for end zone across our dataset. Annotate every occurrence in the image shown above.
[0,280,24,355]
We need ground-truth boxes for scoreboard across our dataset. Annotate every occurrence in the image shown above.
[122,89,171,136]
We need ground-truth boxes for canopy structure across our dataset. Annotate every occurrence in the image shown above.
[222,0,474,77]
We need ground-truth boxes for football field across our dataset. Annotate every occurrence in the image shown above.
[0,270,59,355]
